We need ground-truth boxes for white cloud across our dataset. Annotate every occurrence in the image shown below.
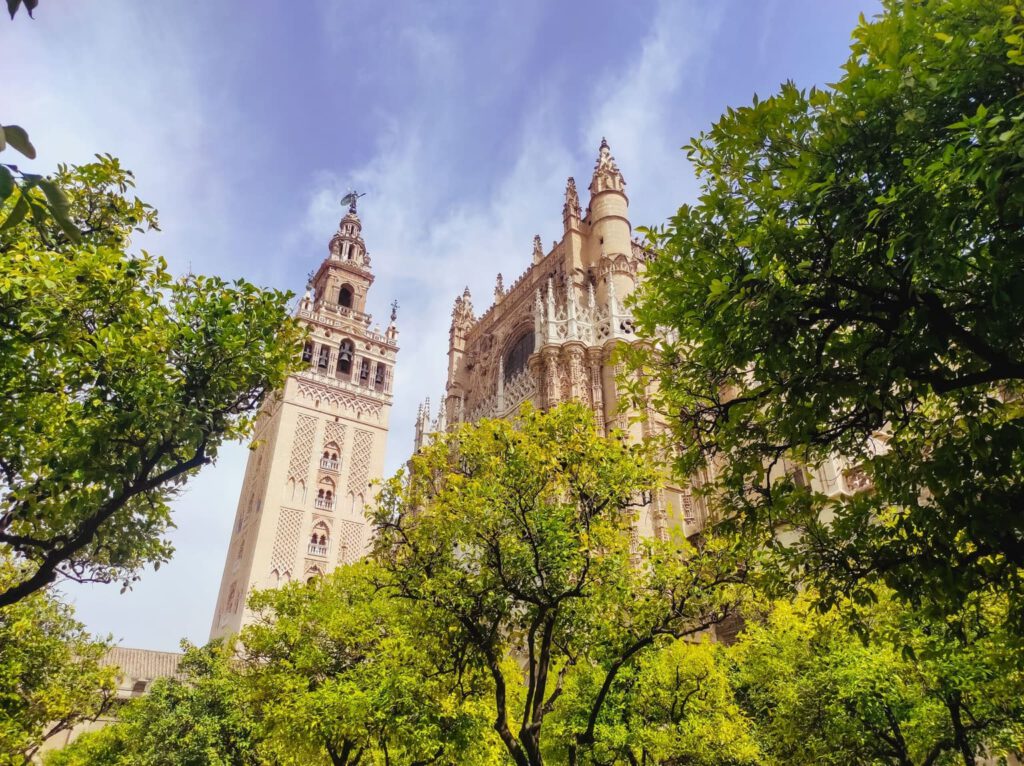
[2,3,233,270]
[584,1,722,229]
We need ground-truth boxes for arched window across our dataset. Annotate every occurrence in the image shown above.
[317,345,330,370]
[339,284,354,308]
[359,358,371,385]
[321,442,340,470]
[336,339,354,377]
[131,681,148,697]
[308,522,329,556]
[315,477,335,510]
[374,363,388,392]
[504,330,535,382]
[302,341,314,363]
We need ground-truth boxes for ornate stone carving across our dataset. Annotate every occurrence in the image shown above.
[347,429,374,497]
[270,507,303,580]
[296,380,383,419]
[287,414,317,483]
[589,138,625,195]
[563,177,581,230]
[337,520,365,565]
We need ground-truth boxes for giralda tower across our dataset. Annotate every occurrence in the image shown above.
[210,196,398,639]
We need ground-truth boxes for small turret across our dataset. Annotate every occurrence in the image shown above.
[584,139,632,287]
[532,234,544,264]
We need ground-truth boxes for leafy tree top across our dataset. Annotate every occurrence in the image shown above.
[630,0,1024,616]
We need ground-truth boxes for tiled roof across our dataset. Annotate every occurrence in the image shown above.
[102,647,184,682]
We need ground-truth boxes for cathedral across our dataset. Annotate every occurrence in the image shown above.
[209,138,869,639]
[210,139,707,640]
[414,139,706,543]
[210,197,399,639]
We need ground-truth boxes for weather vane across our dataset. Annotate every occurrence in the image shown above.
[340,189,365,213]
[390,300,399,323]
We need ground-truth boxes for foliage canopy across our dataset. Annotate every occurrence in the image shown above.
[630,0,1024,616]
[0,157,302,606]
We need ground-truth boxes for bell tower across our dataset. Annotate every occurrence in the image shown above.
[210,194,399,639]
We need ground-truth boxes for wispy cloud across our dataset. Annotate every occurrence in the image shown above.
[294,0,721,476]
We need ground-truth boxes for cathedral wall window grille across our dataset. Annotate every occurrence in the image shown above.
[336,339,354,377]
[505,330,535,382]
[339,284,354,308]
[308,521,329,557]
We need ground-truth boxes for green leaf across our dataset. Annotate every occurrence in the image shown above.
[0,192,29,232]
[0,166,13,200]
[1,125,36,159]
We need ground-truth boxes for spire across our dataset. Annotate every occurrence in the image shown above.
[494,273,505,302]
[450,286,475,335]
[589,137,625,196]
[532,234,544,264]
[563,176,581,231]
[328,194,370,267]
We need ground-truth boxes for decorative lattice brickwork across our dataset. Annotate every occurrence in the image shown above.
[324,421,348,451]
[347,429,374,495]
[337,519,365,565]
[287,414,317,482]
[270,507,303,578]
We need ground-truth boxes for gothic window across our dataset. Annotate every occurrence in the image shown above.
[302,341,314,363]
[315,477,335,510]
[339,284,354,308]
[359,358,371,385]
[505,330,535,382]
[317,345,331,370]
[374,363,388,392]
[336,339,354,377]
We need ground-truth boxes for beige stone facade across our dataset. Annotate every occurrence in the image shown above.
[210,199,398,639]
[414,140,705,542]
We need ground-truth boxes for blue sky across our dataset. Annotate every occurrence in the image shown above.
[3,0,878,651]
